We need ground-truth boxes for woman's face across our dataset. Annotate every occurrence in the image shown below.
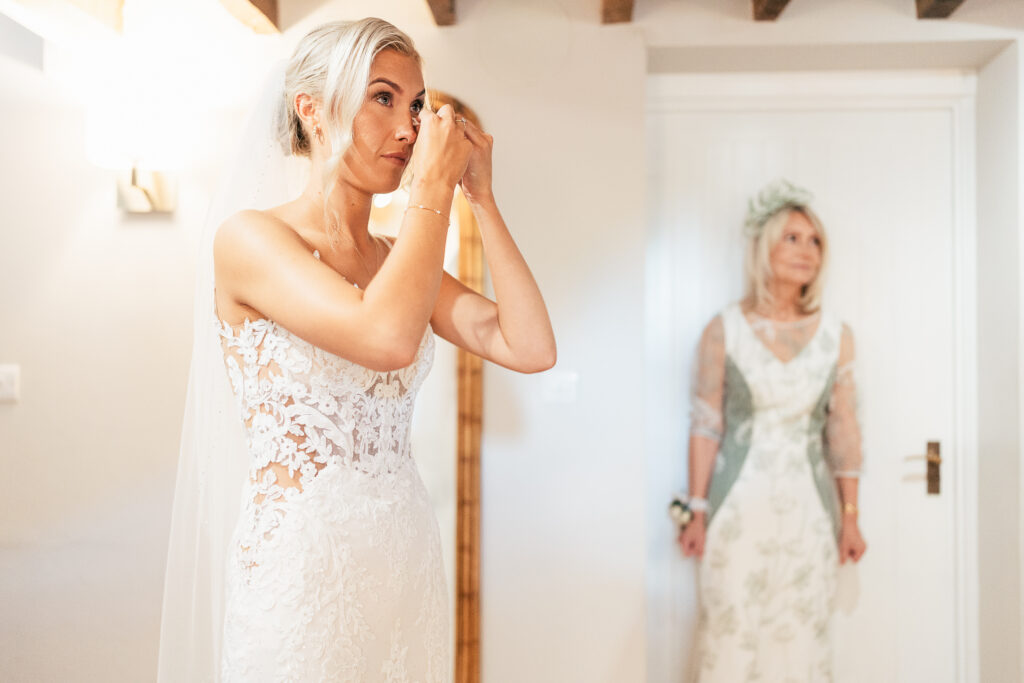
[768,210,822,288]
[340,49,425,194]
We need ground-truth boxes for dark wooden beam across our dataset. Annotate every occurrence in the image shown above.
[219,0,278,33]
[602,0,634,24]
[753,0,791,21]
[425,0,456,26]
[916,0,967,19]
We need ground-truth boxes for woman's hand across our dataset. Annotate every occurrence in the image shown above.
[677,514,706,558]
[838,520,867,563]
[409,104,473,190]
[459,119,494,204]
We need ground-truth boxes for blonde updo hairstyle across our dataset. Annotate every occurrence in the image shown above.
[282,18,421,238]
[744,205,829,315]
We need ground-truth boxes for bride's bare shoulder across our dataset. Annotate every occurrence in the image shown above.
[214,209,311,268]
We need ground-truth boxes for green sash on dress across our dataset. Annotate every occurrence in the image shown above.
[706,359,842,540]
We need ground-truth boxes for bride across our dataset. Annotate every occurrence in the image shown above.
[157,17,556,682]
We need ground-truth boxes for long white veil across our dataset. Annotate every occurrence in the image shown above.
[156,61,307,682]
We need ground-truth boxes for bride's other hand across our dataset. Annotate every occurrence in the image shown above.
[459,119,494,204]
[410,103,473,190]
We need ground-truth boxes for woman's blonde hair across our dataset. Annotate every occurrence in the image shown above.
[282,18,420,239]
[743,206,829,314]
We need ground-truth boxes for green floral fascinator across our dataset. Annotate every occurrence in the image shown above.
[744,179,814,238]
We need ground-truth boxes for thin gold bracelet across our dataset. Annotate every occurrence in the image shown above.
[842,502,858,516]
[405,204,449,225]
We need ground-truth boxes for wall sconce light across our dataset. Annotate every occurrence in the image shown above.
[85,72,184,215]
[116,165,176,213]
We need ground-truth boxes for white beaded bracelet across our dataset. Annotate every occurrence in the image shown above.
[687,497,709,513]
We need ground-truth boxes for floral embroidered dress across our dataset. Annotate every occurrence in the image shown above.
[215,252,449,682]
[690,303,862,683]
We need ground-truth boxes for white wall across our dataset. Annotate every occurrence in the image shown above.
[0,7,265,678]
[2,0,1024,681]
[0,12,41,67]
[977,41,1023,682]
[0,55,221,679]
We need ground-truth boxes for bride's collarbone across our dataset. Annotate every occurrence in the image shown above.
[312,241,386,289]
[263,207,387,285]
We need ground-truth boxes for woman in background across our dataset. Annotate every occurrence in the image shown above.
[677,180,866,682]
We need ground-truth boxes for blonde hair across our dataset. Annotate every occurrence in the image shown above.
[743,206,829,314]
[282,18,420,238]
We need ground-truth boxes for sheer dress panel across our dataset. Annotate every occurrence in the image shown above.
[688,311,863,478]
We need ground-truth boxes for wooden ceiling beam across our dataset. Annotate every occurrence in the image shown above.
[218,0,278,34]
[67,0,121,30]
[916,0,966,19]
[602,0,634,24]
[424,0,455,26]
[753,0,792,21]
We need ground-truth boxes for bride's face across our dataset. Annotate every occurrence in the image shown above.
[340,50,425,194]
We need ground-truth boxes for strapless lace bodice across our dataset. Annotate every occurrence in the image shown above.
[215,314,449,683]
[216,315,434,562]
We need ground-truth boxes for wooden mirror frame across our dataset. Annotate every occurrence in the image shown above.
[429,91,483,683]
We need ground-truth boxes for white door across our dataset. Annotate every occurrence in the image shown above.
[645,72,978,683]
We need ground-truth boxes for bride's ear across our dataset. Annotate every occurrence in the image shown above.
[294,93,320,129]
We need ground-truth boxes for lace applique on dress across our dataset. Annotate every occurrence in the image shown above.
[215,314,450,682]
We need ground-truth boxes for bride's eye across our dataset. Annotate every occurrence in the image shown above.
[411,99,424,115]
[374,92,392,106]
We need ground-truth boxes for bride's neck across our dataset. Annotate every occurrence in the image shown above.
[299,177,374,248]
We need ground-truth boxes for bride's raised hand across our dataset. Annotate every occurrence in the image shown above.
[409,103,473,190]
[458,119,494,204]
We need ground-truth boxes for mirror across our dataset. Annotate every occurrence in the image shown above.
[369,90,483,683]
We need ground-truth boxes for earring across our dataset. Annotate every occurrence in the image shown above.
[314,125,324,144]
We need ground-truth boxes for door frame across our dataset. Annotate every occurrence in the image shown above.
[644,70,980,683]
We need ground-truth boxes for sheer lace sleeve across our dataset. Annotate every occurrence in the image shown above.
[825,323,863,478]
[690,315,726,443]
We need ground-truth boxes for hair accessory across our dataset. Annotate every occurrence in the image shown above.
[744,178,814,239]
[406,204,449,225]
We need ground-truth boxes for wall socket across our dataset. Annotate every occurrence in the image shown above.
[0,364,20,403]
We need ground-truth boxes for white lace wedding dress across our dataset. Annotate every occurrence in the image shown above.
[215,282,450,682]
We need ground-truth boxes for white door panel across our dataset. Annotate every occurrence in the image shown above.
[646,73,975,683]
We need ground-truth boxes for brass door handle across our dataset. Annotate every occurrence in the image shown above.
[926,441,941,495]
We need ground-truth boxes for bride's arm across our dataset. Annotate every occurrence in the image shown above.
[428,121,556,374]
[214,107,471,372]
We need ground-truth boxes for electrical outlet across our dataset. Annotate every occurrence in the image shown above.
[0,364,20,403]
